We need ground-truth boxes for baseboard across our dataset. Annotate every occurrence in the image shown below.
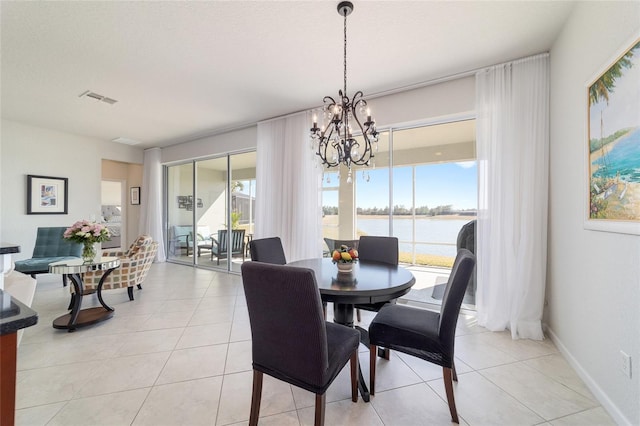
[544,324,632,426]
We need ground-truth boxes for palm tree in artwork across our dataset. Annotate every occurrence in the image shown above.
[588,41,639,218]
[589,41,639,166]
[589,41,639,104]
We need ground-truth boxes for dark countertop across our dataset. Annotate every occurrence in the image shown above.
[0,289,38,335]
[0,243,20,255]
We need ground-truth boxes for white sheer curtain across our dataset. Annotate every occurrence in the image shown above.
[138,147,166,262]
[475,54,549,340]
[255,111,323,262]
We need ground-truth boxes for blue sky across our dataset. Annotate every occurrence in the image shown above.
[323,161,478,210]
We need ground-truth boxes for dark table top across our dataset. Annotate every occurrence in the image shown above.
[0,289,38,336]
[287,258,416,305]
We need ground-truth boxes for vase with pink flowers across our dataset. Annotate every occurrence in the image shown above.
[63,220,111,263]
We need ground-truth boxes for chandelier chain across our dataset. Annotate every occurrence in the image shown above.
[343,7,347,95]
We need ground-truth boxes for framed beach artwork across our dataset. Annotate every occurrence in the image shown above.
[27,174,68,214]
[585,34,640,235]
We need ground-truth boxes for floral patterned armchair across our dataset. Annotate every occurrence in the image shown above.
[80,235,158,301]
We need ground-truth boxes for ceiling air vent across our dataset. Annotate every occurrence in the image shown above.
[79,90,118,105]
[111,137,140,146]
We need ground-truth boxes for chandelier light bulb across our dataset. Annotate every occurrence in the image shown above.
[351,147,360,161]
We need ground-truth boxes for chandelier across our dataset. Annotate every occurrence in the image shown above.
[310,1,378,181]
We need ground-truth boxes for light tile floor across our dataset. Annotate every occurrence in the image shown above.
[15,262,615,426]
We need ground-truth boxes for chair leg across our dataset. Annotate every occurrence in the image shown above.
[314,393,326,426]
[443,367,459,424]
[249,370,263,426]
[356,308,361,322]
[137,284,142,290]
[350,351,358,402]
[382,348,390,360]
[369,345,377,396]
[62,274,68,287]
[127,287,134,301]
[452,360,458,382]
[322,301,327,320]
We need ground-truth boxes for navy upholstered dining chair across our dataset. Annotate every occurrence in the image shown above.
[368,248,476,424]
[354,236,399,322]
[249,236,331,319]
[248,237,287,265]
[241,262,360,426]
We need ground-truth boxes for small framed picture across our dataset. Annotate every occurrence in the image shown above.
[130,187,141,205]
[27,174,68,214]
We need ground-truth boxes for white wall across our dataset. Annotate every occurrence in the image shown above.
[368,76,476,129]
[547,2,640,425]
[162,126,257,164]
[160,77,476,165]
[101,180,122,205]
[1,119,144,260]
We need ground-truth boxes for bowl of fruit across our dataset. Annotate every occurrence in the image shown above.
[331,245,358,273]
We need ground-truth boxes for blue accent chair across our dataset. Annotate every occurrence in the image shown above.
[14,227,82,286]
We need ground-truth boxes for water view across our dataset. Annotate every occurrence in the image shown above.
[592,127,640,182]
[355,216,475,258]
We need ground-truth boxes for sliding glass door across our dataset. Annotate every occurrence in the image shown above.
[165,151,256,273]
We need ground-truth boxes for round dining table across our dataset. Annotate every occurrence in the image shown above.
[287,257,416,401]
[288,257,416,326]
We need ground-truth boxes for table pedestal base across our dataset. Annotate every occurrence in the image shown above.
[53,307,113,332]
[52,271,116,332]
[333,303,370,402]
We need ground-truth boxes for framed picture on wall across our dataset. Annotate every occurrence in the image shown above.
[130,187,141,205]
[585,34,640,235]
[27,174,68,214]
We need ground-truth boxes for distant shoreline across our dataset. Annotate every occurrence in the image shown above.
[590,127,637,171]
[324,214,477,221]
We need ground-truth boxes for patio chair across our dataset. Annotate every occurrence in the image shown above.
[210,229,246,265]
[456,219,476,302]
[323,238,360,257]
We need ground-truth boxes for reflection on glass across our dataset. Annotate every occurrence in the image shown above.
[167,163,194,263]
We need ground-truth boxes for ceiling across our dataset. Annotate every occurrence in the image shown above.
[1,1,575,150]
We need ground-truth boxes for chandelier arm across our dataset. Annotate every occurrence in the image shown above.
[320,126,341,167]
[323,95,337,105]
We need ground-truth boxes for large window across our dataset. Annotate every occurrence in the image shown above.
[323,119,477,269]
